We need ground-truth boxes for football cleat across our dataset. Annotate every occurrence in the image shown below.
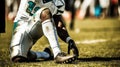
[55,52,77,64]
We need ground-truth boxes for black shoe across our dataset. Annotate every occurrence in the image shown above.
[55,52,77,64]
[12,56,27,62]
[44,47,54,60]
[68,40,79,57]
[27,51,37,61]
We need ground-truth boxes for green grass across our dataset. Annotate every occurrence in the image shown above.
[0,18,120,67]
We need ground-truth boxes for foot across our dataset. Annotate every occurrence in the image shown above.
[43,47,54,60]
[55,52,77,63]
[68,40,79,57]
[27,51,37,61]
[12,56,27,62]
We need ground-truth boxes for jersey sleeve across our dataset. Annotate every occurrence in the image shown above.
[52,0,65,15]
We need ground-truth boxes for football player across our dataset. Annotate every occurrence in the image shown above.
[118,0,120,19]
[10,0,78,63]
[6,0,19,20]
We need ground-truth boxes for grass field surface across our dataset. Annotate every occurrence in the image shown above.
[0,18,120,67]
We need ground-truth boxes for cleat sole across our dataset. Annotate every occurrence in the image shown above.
[56,56,77,64]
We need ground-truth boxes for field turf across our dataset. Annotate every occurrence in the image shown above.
[0,18,120,67]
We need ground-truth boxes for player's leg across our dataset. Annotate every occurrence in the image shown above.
[10,12,49,62]
[99,0,110,18]
[78,0,92,19]
[69,0,76,30]
[64,0,76,30]
[10,20,53,62]
[53,15,79,57]
[35,8,77,63]
[27,47,54,61]
[118,0,120,18]
[10,20,34,62]
[25,16,53,61]
[89,0,95,17]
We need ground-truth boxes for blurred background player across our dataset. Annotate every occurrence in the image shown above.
[99,0,110,18]
[78,0,110,19]
[109,0,119,17]
[78,0,94,19]
[5,0,20,20]
[64,0,76,30]
[118,0,120,19]
[10,0,78,63]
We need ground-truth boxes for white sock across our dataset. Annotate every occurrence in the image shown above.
[42,19,61,58]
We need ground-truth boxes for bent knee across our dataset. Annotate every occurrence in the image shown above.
[40,8,52,22]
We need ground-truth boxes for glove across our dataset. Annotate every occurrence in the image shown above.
[68,40,79,57]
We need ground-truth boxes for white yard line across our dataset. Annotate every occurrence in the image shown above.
[59,38,120,45]
[75,39,107,44]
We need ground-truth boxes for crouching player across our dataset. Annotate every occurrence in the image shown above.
[10,0,79,63]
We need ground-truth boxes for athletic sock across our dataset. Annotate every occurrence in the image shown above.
[42,19,61,58]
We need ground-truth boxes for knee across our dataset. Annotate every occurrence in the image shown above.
[40,8,52,22]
